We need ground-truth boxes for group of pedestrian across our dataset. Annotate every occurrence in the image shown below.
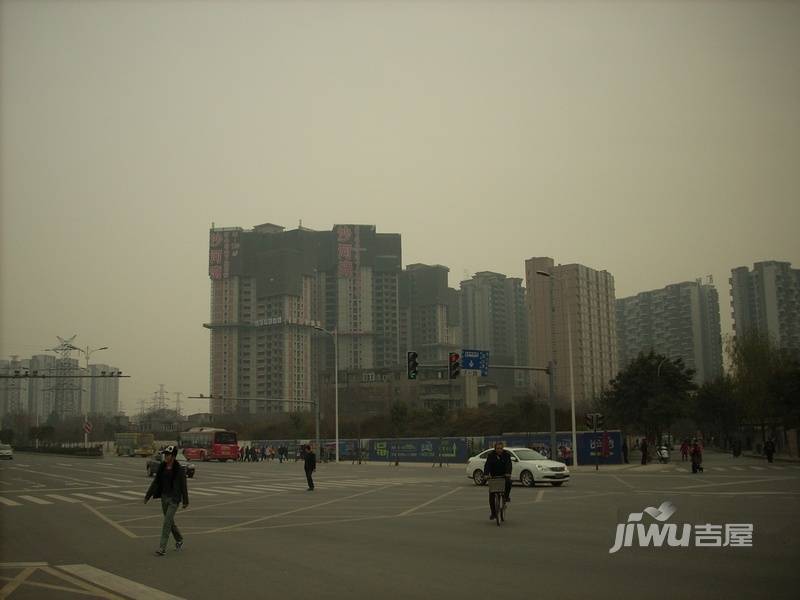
[237,444,291,462]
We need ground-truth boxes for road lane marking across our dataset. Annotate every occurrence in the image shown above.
[45,494,82,503]
[712,468,725,471]
[0,562,48,567]
[114,491,145,498]
[399,487,461,517]
[81,504,137,538]
[610,475,636,490]
[750,466,766,470]
[535,490,544,503]
[56,463,74,467]
[731,467,745,471]
[5,466,97,485]
[0,496,22,506]
[98,492,140,500]
[208,485,392,533]
[57,564,186,599]
[72,493,111,502]
[194,488,240,495]
[18,495,53,505]
[672,476,793,490]
[0,566,37,597]
[185,489,214,496]
[102,478,134,483]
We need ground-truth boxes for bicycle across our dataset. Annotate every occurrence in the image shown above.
[488,476,508,526]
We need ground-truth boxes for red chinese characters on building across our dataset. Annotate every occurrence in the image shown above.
[335,225,355,279]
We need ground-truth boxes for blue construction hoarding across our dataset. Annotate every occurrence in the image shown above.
[367,437,470,463]
[484,430,623,465]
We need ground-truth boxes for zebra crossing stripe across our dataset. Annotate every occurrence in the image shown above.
[18,495,53,505]
[712,467,725,471]
[233,485,287,492]
[45,494,82,503]
[0,496,22,506]
[186,489,215,496]
[751,466,765,470]
[193,488,239,495]
[98,492,140,500]
[114,491,145,499]
[72,493,110,502]
[731,467,744,471]
[102,478,134,483]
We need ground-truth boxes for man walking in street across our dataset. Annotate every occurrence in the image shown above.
[640,438,649,465]
[691,441,704,474]
[764,438,776,463]
[145,445,189,556]
[304,444,316,491]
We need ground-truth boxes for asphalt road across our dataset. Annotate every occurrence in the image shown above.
[1,451,798,599]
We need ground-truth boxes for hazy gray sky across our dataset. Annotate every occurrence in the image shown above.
[2,1,798,415]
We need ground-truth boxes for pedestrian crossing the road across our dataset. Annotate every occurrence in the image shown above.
[0,476,439,508]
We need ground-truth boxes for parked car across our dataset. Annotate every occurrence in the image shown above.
[466,447,570,487]
[0,444,13,460]
[146,453,195,478]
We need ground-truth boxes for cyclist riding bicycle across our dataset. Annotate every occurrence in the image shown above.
[484,441,513,520]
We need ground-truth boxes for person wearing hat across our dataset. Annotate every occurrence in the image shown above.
[145,445,189,556]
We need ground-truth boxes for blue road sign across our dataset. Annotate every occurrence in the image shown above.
[462,349,489,376]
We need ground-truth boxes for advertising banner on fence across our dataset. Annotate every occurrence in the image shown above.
[484,431,623,465]
[368,437,469,463]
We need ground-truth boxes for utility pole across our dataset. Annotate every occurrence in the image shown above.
[174,392,182,416]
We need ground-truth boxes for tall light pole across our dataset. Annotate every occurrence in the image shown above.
[68,344,109,448]
[313,325,339,463]
[536,271,578,466]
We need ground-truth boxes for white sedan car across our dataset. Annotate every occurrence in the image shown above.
[0,443,13,459]
[466,447,570,487]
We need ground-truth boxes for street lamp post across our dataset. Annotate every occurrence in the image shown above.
[313,326,339,463]
[536,271,578,466]
[68,345,109,448]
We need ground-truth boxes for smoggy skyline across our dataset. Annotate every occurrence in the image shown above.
[2,1,798,415]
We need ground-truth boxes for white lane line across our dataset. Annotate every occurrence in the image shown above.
[45,494,82,503]
[399,487,461,517]
[712,468,725,472]
[228,486,285,493]
[72,493,111,502]
[18,495,53,505]
[768,466,784,470]
[535,489,545,503]
[102,478,134,483]
[56,463,74,467]
[208,486,391,533]
[193,488,239,495]
[731,467,745,471]
[98,492,141,500]
[57,563,186,598]
[0,496,22,506]
[115,491,146,498]
[81,504,137,539]
[186,489,215,496]
[611,475,636,490]
[750,466,766,470]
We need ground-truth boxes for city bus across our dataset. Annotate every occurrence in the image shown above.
[179,427,238,461]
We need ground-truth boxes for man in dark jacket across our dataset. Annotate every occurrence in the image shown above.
[484,441,513,519]
[304,444,316,491]
[764,439,776,463]
[145,445,189,556]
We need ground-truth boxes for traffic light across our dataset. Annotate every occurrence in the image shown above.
[585,413,594,430]
[448,352,460,379]
[596,413,604,430]
[407,351,419,380]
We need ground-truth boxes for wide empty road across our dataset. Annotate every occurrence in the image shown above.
[1,451,798,599]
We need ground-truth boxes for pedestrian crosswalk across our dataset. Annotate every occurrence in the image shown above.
[657,464,800,473]
[0,476,439,508]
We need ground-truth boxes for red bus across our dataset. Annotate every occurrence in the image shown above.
[179,427,238,461]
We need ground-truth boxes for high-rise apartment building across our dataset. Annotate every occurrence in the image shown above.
[460,272,529,395]
[206,223,402,416]
[617,279,723,384]
[730,261,800,354]
[525,257,617,406]
[399,264,461,364]
[88,364,121,416]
